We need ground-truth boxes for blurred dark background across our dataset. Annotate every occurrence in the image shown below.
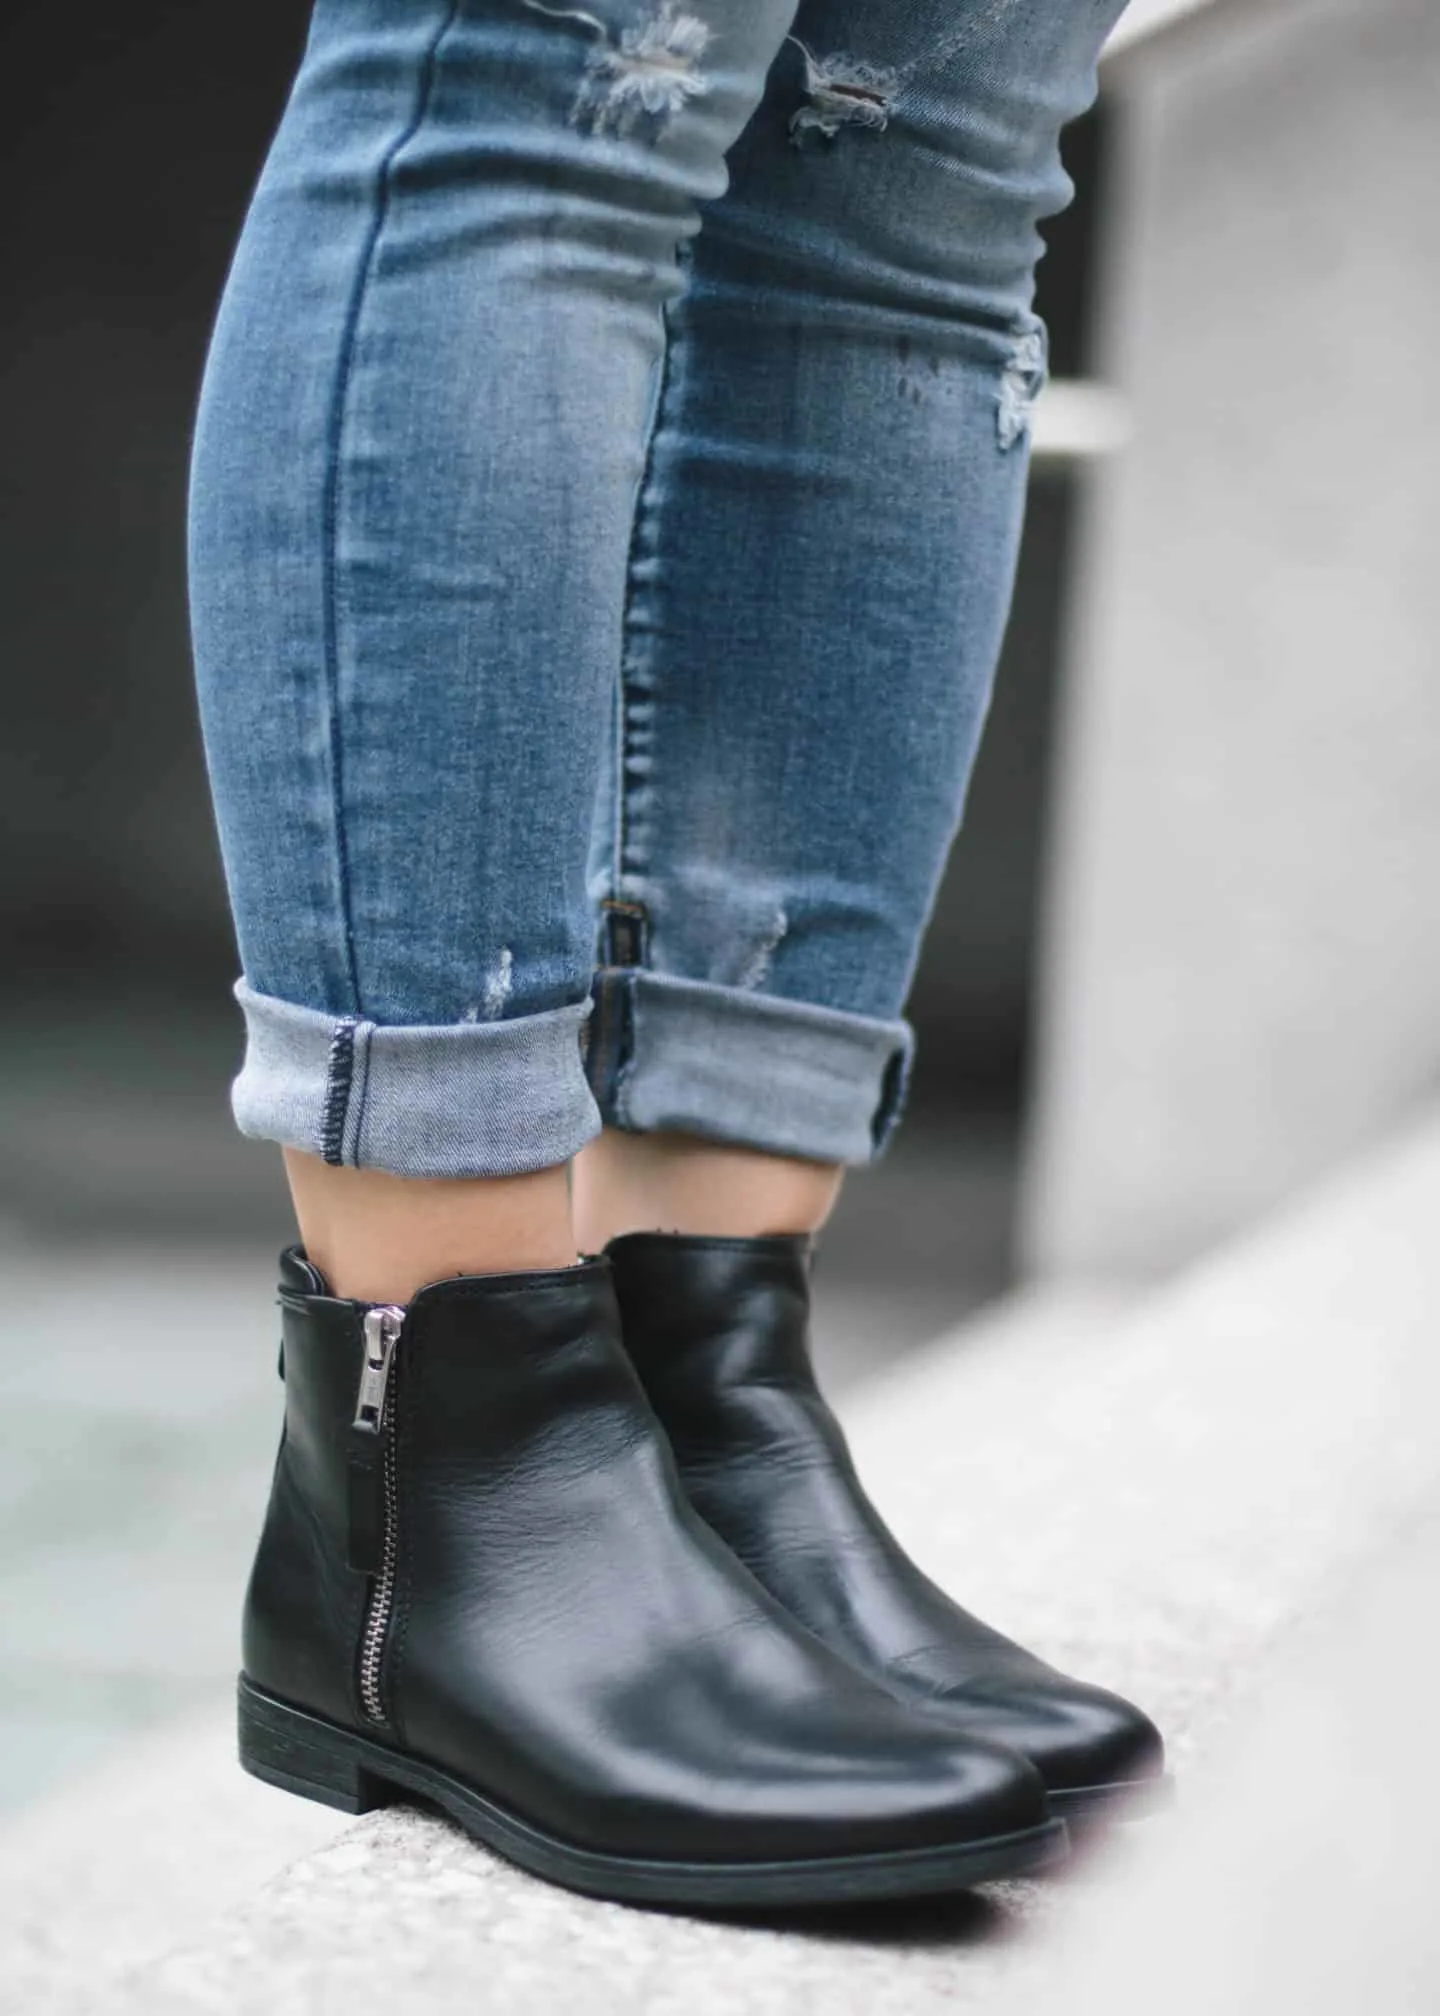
[0,0,1106,1274]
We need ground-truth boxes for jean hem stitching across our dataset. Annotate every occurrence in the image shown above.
[320,1016,361,1166]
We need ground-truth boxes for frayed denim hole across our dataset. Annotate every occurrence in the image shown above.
[997,320,1048,449]
[785,37,895,147]
[520,1,713,141]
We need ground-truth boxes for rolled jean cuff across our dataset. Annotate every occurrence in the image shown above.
[230,979,601,1178]
[585,968,914,1166]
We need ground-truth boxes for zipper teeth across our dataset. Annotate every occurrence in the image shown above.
[355,1304,405,1727]
[358,1431,399,1723]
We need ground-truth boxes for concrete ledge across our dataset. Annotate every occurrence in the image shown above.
[1026,1513,1440,2016]
[0,1712,345,2011]
[1026,0,1440,1274]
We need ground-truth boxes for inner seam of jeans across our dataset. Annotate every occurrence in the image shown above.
[584,969,638,1127]
[871,1037,914,1156]
[347,1020,374,1166]
[600,899,649,968]
[318,0,463,1016]
[612,248,685,927]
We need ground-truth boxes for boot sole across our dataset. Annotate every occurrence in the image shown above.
[1047,1774,1175,1825]
[238,1676,1067,1909]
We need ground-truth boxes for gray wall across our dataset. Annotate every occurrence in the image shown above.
[1024,0,1440,1275]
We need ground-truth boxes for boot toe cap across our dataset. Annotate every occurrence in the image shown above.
[898,1731,1051,1848]
[686,1721,1052,1862]
[934,1676,1165,1796]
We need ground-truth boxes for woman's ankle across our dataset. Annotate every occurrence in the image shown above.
[570,1128,843,1252]
[282,1148,577,1303]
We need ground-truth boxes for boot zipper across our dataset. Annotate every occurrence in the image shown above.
[352,1304,405,1725]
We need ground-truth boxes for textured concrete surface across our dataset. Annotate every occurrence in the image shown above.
[4,1107,1438,2012]
[1024,0,1440,1275]
[0,1715,347,1997]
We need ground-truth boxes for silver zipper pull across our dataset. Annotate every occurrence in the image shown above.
[353,1305,405,1433]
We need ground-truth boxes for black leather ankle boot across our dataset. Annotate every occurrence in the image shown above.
[607,1232,1167,1825]
[238,1247,1064,1906]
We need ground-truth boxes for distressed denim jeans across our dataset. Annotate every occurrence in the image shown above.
[188,0,1127,1178]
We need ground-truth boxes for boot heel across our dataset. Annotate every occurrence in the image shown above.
[237,1677,389,1817]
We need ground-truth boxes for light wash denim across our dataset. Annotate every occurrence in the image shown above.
[189,0,1127,1177]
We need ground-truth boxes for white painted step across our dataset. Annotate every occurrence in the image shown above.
[6,1107,1440,2011]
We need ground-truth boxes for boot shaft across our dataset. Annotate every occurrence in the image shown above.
[243,1248,370,1727]
[243,1247,642,1733]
